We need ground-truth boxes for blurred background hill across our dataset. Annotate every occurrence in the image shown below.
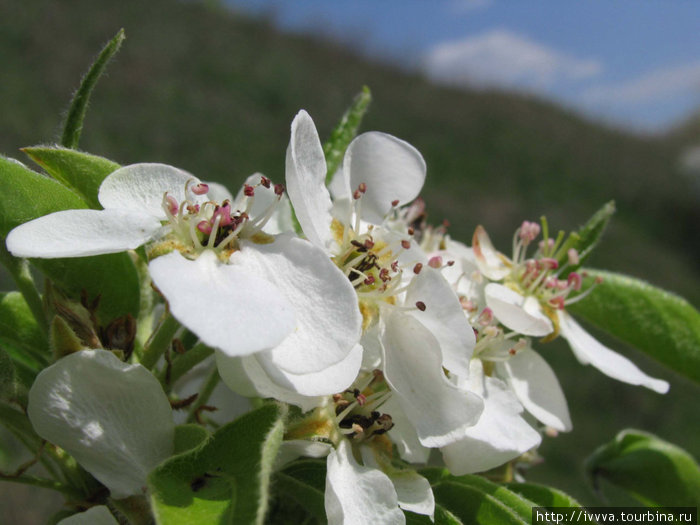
[1,0,698,517]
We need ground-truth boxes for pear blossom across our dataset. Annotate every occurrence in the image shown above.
[471,223,669,394]
[27,350,174,499]
[7,164,363,396]
[270,110,484,440]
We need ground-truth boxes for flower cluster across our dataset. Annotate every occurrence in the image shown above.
[5,110,669,524]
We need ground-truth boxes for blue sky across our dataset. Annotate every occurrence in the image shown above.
[227,0,700,132]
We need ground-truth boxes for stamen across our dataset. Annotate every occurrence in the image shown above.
[244,184,255,197]
[413,262,423,274]
[274,184,285,196]
[415,301,426,311]
[260,176,271,188]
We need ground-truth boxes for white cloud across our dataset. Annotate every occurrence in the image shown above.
[423,29,602,91]
[582,61,700,106]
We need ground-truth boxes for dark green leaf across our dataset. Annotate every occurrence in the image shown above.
[568,269,700,383]
[33,253,141,324]
[275,459,328,523]
[0,156,87,237]
[406,506,464,524]
[23,146,120,209]
[0,292,48,365]
[0,346,17,402]
[61,29,125,149]
[556,201,615,270]
[149,403,287,525]
[420,469,536,525]
[586,429,700,507]
[323,86,372,182]
[504,482,582,508]
[173,424,210,455]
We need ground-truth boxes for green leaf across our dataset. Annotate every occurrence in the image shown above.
[23,146,120,209]
[274,459,328,523]
[0,156,87,237]
[504,482,582,508]
[406,506,464,525]
[555,201,615,270]
[568,269,700,383]
[420,469,536,525]
[33,253,141,324]
[0,346,18,402]
[173,424,210,455]
[323,86,372,182]
[61,29,125,149]
[0,292,48,365]
[586,429,700,507]
[149,403,287,525]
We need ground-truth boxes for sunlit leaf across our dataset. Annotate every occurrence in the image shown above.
[323,86,372,182]
[61,29,125,149]
[586,429,700,507]
[0,156,87,237]
[568,269,700,383]
[23,146,120,209]
[149,403,286,525]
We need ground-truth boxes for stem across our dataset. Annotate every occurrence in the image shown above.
[140,313,180,370]
[0,243,48,334]
[158,342,214,389]
[0,473,81,497]
[186,365,220,423]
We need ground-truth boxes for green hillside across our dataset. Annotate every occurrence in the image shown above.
[1,0,698,513]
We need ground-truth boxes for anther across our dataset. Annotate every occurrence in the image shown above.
[391,199,400,207]
[165,195,179,216]
[413,262,423,274]
[567,248,580,266]
[407,227,415,235]
[244,184,255,197]
[415,301,426,311]
[401,240,411,250]
[363,239,375,250]
[428,256,442,268]
[363,275,375,286]
[391,261,399,272]
[358,183,367,194]
[260,176,271,188]
[447,260,455,266]
[190,183,209,196]
[567,272,582,291]
[197,220,213,235]
[274,184,285,196]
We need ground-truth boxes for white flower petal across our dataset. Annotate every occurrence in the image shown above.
[58,506,119,525]
[380,397,430,464]
[406,268,476,383]
[205,181,234,202]
[274,440,332,470]
[359,447,434,518]
[6,209,162,258]
[485,283,553,337]
[325,440,405,525]
[558,311,669,394]
[98,163,201,218]
[472,225,511,280]
[344,132,426,225]
[497,348,572,431]
[235,174,294,235]
[233,234,361,374]
[27,350,174,499]
[215,352,323,413]
[285,110,334,248]
[149,250,295,357]
[441,362,541,475]
[383,310,484,448]
[257,342,363,397]
[391,471,435,518]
